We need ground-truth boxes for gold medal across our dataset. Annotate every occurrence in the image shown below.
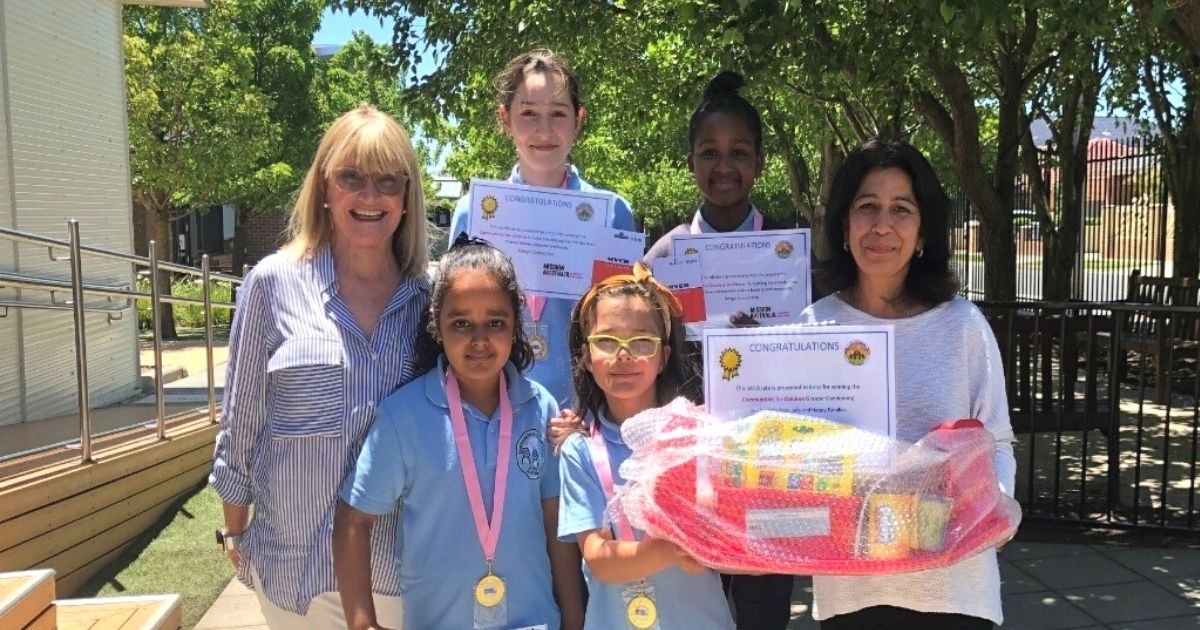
[626,594,657,629]
[528,331,549,360]
[474,573,506,607]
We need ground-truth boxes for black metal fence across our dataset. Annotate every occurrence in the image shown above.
[980,299,1200,533]
[952,137,1169,301]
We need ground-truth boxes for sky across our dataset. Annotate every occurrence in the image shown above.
[313,6,395,46]
[314,7,449,170]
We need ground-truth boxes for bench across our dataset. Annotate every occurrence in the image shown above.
[1112,269,1200,405]
[985,307,1120,507]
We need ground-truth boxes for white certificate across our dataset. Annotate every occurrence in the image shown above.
[591,227,646,283]
[467,178,613,299]
[672,229,811,326]
[702,324,896,439]
[651,255,706,341]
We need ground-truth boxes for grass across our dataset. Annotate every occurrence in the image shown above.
[1081,258,1144,271]
[138,326,230,344]
[75,484,234,629]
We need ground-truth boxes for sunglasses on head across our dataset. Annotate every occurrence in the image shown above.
[332,168,408,196]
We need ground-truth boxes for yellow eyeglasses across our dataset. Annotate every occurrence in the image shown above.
[586,334,662,357]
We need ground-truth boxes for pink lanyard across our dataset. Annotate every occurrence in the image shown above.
[587,423,636,540]
[519,168,570,321]
[690,206,763,234]
[446,370,513,564]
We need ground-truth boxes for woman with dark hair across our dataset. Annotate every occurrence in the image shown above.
[800,139,1015,629]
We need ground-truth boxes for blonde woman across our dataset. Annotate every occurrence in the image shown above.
[211,105,428,628]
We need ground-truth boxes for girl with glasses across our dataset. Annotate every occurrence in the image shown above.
[556,264,735,629]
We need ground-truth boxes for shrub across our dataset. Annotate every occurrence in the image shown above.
[136,275,234,331]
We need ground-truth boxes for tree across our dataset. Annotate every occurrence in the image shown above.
[1122,0,1200,277]
[334,0,1183,296]
[212,0,324,273]
[125,5,276,338]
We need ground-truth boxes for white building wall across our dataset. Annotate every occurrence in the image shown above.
[0,0,140,426]
[0,9,20,427]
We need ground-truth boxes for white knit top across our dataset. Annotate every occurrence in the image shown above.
[799,294,1017,625]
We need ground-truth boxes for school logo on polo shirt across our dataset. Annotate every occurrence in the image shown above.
[516,428,547,479]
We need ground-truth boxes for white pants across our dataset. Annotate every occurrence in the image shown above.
[252,567,404,630]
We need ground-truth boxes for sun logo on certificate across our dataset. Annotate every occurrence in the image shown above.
[575,202,594,221]
[719,348,742,380]
[775,240,794,259]
[481,195,499,220]
[684,247,698,256]
[844,340,870,366]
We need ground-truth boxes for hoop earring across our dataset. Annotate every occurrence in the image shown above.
[916,248,925,258]
[843,241,849,252]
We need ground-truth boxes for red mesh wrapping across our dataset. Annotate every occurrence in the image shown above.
[612,399,1021,575]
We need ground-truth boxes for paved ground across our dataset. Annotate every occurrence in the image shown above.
[194,533,1200,629]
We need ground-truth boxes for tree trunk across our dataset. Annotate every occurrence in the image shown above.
[918,59,1018,301]
[1168,150,1200,279]
[1167,82,1200,278]
[812,140,844,263]
[133,199,149,257]
[1036,60,1102,300]
[152,211,178,340]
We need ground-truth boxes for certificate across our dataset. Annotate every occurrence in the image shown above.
[702,325,896,439]
[591,227,646,283]
[467,178,613,299]
[651,255,706,340]
[672,229,811,326]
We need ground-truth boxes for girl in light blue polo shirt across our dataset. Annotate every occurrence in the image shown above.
[450,49,636,409]
[334,238,584,630]
[557,264,735,630]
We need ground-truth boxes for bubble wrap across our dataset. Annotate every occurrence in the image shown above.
[612,398,1021,575]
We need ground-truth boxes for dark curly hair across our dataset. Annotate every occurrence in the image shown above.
[819,138,959,306]
[688,70,763,154]
[412,238,534,376]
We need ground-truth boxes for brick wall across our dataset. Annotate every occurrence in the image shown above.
[243,209,290,268]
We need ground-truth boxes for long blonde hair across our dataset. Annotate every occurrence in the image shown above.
[283,105,428,279]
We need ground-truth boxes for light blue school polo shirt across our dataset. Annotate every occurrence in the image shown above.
[451,165,636,408]
[341,357,562,630]
[557,411,734,630]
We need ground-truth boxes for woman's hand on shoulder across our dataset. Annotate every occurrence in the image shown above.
[548,409,587,452]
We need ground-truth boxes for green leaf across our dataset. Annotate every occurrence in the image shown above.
[1150,0,1175,28]
[939,1,958,24]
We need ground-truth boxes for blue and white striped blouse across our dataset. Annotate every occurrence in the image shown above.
[210,246,429,615]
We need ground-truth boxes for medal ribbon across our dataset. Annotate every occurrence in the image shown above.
[526,293,547,324]
[516,167,569,327]
[588,423,636,541]
[446,370,513,564]
[690,205,763,234]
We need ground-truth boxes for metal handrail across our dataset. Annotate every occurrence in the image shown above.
[0,271,235,308]
[0,225,243,283]
[0,219,242,464]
